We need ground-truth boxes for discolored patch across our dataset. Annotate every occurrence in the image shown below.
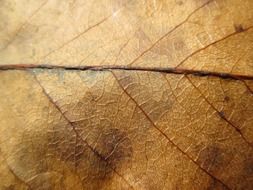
[218,111,226,119]
[243,159,253,176]
[48,125,133,188]
[82,128,133,189]
[224,96,230,102]
[234,24,245,33]
[175,0,184,6]
[95,128,133,170]
[206,179,227,190]
[197,145,233,174]
[174,39,186,51]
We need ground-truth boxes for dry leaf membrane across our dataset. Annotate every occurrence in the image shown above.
[0,0,253,189]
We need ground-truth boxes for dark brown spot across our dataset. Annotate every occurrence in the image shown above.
[234,24,244,33]
[218,111,225,119]
[224,96,230,102]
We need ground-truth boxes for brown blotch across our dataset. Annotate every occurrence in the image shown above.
[243,159,253,176]
[206,180,221,190]
[236,159,253,189]
[218,111,226,119]
[206,181,216,190]
[224,96,230,102]
[234,24,245,33]
[206,179,228,190]
[49,126,133,189]
[197,145,233,174]
[81,128,133,189]
[96,128,133,169]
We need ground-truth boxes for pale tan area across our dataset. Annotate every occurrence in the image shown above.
[0,0,253,189]
[0,0,253,75]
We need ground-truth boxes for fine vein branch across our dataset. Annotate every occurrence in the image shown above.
[0,64,253,81]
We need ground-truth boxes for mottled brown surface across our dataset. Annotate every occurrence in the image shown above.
[0,0,253,189]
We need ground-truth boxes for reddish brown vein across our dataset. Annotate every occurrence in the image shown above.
[31,72,135,190]
[185,75,253,148]
[175,26,253,68]
[127,0,213,66]
[1,64,253,81]
[110,71,231,190]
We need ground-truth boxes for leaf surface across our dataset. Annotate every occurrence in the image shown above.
[0,0,253,189]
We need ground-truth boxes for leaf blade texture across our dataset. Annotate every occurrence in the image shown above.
[0,0,253,189]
